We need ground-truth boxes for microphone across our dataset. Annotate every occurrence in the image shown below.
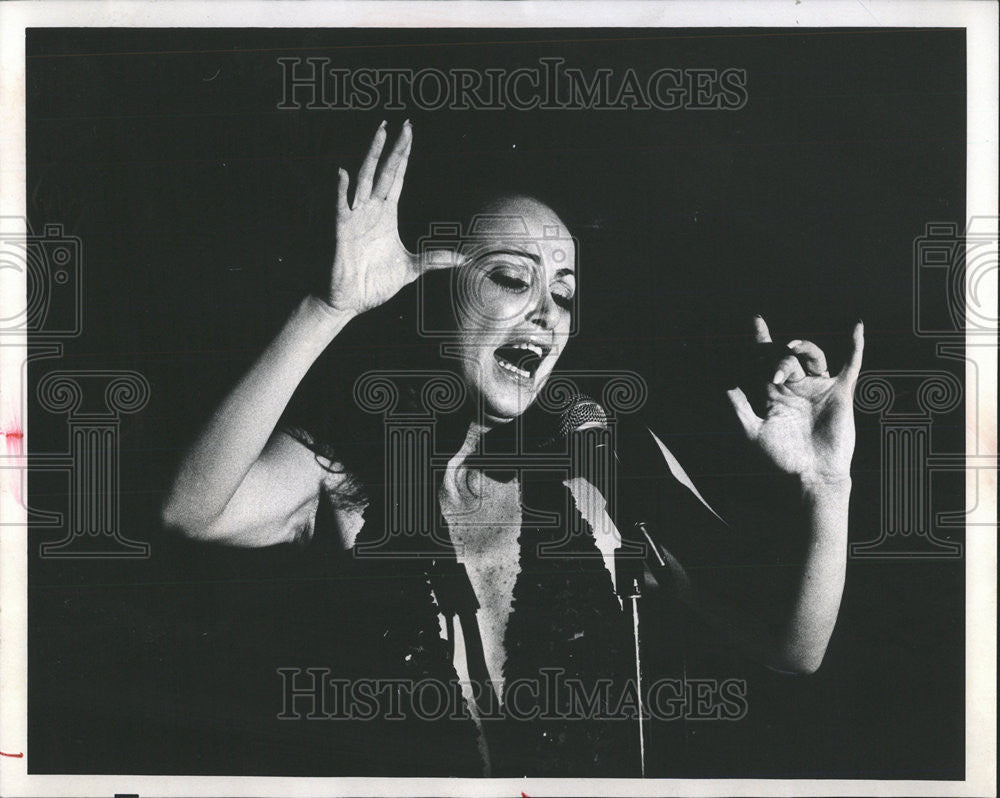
[553,393,609,437]
[555,395,652,778]
[556,393,737,601]
[552,395,657,597]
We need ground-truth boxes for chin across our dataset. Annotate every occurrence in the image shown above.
[462,346,558,423]
[479,383,535,422]
[470,369,537,423]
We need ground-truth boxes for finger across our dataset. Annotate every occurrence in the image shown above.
[726,387,763,439]
[785,339,829,376]
[385,121,413,204]
[372,121,408,200]
[352,120,387,209]
[373,120,411,202]
[772,353,806,385]
[336,167,349,216]
[752,315,772,343]
[836,320,865,387]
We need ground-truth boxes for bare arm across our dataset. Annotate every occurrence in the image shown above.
[159,296,353,545]
[660,318,864,674]
[161,120,452,547]
[658,475,851,675]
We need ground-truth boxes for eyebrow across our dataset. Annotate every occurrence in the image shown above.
[475,248,576,278]
[475,247,541,264]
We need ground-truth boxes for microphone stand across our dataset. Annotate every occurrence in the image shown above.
[616,519,678,779]
[609,438,678,779]
[618,563,646,777]
[569,419,677,778]
[569,409,713,778]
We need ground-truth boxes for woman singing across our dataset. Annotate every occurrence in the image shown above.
[161,120,864,777]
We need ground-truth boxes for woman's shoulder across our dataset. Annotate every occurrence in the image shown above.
[276,425,368,506]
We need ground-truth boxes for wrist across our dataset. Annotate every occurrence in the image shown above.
[284,294,355,357]
[798,471,852,498]
[301,293,356,331]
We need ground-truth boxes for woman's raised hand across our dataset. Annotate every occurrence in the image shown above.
[725,316,865,485]
[323,120,451,316]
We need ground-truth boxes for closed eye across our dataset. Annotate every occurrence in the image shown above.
[552,292,574,311]
[488,266,575,312]
[488,271,530,292]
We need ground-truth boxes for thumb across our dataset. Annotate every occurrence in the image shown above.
[836,320,865,388]
[418,247,466,273]
[726,387,763,439]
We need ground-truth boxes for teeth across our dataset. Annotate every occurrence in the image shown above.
[511,342,545,357]
[496,357,531,380]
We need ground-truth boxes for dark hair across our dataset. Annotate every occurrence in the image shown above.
[280,271,465,507]
[282,192,577,506]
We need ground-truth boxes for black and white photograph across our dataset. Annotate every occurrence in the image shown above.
[0,2,996,796]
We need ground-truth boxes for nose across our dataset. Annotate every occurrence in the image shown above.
[527,288,558,330]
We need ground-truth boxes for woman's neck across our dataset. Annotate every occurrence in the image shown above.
[442,418,512,504]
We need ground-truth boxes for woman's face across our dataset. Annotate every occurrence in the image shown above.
[453,196,576,422]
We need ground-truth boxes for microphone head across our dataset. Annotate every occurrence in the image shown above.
[526,390,608,451]
[557,394,608,437]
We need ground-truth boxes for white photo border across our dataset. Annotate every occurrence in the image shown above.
[1,2,996,796]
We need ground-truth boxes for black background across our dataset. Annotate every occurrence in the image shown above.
[26,28,965,777]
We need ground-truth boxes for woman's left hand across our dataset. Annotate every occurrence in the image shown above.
[725,316,865,484]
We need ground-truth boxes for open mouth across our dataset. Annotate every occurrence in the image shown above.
[493,340,550,382]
